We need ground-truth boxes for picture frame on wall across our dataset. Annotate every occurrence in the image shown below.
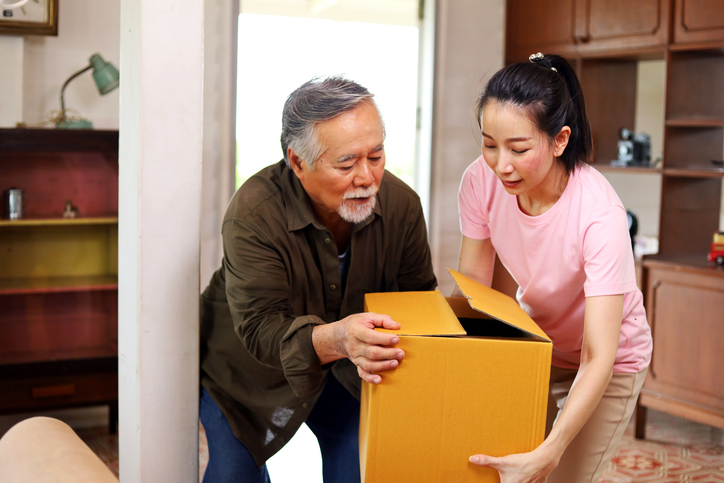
[0,0,58,36]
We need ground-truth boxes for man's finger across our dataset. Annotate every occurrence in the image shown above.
[357,327,402,348]
[364,313,401,330]
[357,367,382,385]
[364,345,404,362]
[355,356,401,374]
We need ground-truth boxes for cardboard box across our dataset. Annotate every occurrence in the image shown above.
[359,269,552,482]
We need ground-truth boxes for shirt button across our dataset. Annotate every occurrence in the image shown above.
[330,284,337,291]
[302,403,309,409]
[324,237,331,244]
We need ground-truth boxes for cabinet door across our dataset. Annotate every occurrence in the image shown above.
[506,0,578,62]
[674,0,724,44]
[577,0,669,53]
[642,266,724,423]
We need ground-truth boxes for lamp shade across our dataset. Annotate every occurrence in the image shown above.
[56,52,119,129]
[89,54,120,95]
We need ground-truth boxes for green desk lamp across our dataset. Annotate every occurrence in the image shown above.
[56,53,119,129]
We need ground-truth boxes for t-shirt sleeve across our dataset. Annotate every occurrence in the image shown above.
[458,160,491,240]
[582,205,638,297]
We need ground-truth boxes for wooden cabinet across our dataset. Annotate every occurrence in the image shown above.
[506,0,579,61]
[577,0,669,54]
[0,129,118,431]
[659,47,724,261]
[637,261,724,432]
[505,0,724,437]
[506,0,669,62]
[673,0,724,45]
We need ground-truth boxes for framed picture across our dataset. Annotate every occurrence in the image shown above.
[0,0,58,36]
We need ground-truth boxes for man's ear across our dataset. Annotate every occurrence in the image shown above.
[554,126,571,157]
[287,148,307,178]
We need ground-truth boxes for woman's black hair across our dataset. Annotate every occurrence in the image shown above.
[476,54,593,173]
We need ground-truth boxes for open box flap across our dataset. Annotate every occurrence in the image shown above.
[449,269,551,342]
[364,291,466,336]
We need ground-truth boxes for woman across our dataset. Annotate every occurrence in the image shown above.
[458,53,653,482]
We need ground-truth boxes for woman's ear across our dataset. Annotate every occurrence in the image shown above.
[554,126,571,157]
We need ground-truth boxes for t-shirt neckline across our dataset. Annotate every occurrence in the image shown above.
[510,165,581,226]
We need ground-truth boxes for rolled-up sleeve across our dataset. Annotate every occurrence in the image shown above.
[280,317,325,397]
[223,218,327,395]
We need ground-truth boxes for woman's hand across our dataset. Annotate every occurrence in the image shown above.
[470,294,624,482]
[469,444,560,483]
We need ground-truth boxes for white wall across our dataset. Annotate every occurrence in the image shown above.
[23,0,120,129]
[0,36,24,127]
[428,0,505,295]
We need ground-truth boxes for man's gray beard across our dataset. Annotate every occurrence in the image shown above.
[337,189,377,224]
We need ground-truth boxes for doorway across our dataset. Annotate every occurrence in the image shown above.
[236,1,423,189]
[234,1,425,481]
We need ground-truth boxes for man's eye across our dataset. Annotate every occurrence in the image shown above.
[338,166,354,171]
[369,156,382,162]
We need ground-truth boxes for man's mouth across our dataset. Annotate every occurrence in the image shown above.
[347,196,371,205]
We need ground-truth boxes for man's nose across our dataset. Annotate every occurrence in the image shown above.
[354,160,374,186]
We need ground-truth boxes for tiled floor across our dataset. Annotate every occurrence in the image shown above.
[79,409,724,482]
[599,410,724,482]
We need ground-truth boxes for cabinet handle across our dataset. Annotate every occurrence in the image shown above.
[32,384,75,399]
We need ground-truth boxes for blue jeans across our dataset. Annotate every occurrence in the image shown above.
[200,375,361,483]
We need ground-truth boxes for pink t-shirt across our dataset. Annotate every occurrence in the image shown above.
[458,156,652,373]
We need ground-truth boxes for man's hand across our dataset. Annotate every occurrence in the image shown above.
[312,312,404,384]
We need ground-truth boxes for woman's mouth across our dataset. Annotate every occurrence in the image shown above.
[500,178,522,189]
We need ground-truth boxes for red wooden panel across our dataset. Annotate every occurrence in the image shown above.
[0,153,118,218]
[0,290,118,364]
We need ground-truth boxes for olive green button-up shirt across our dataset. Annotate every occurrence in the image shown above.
[200,160,437,466]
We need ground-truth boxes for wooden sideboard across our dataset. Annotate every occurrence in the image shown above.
[635,258,724,437]
[0,128,118,431]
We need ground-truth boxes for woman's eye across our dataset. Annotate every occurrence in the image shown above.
[483,144,496,150]
[513,149,529,154]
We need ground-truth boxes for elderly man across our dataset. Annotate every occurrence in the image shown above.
[199,76,436,482]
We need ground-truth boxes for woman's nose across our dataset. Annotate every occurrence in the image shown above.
[496,155,514,175]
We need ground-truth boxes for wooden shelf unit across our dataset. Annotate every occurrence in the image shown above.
[0,128,119,431]
[505,0,724,438]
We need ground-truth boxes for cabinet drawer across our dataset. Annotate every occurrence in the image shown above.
[0,372,117,413]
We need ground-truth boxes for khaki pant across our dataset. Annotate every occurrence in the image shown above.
[544,366,647,483]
